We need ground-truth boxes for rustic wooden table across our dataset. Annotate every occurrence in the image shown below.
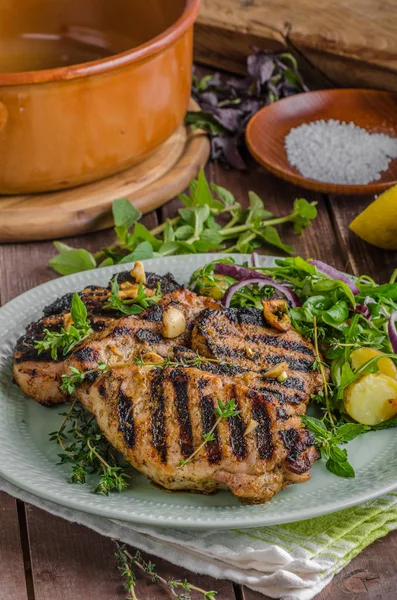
[1,159,397,599]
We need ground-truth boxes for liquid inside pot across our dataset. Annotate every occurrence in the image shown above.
[0,0,186,73]
[0,32,116,72]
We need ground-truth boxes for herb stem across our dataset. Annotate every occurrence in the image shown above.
[313,316,334,427]
[150,217,180,237]
[179,416,222,468]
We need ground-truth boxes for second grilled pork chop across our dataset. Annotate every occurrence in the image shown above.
[192,307,323,412]
[78,364,319,503]
[12,271,182,405]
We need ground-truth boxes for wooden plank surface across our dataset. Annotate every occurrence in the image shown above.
[0,494,29,600]
[195,0,397,91]
[1,152,397,599]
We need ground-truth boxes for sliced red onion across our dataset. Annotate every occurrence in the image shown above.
[251,252,259,268]
[309,260,360,295]
[388,311,397,353]
[215,262,260,281]
[356,304,371,320]
[222,278,267,308]
[215,264,302,308]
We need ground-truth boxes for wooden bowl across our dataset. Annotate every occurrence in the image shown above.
[0,0,201,194]
[246,89,397,195]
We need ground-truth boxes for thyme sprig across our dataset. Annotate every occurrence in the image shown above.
[179,399,240,468]
[34,293,92,360]
[60,361,109,395]
[115,542,217,600]
[49,401,129,494]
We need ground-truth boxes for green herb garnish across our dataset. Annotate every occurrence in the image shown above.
[115,543,217,600]
[49,170,316,275]
[179,399,241,468]
[34,293,92,360]
[105,277,162,316]
[49,400,129,495]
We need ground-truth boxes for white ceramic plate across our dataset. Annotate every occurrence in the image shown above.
[1,254,396,529]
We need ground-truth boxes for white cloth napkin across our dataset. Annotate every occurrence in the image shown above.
[2,478,397,600]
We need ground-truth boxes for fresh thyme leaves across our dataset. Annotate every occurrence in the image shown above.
[179,399,240,468]
[301,416,368,478]
[115,542,217,600]
[34,293,92,359]
[49,170,316,275]
[60,361,109,395]
[188,50,307,169]
[49,400,129,494]
[104,277,163,315]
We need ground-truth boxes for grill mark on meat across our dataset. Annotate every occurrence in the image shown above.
[117,388,135,448]
[135,329,163,344]
[245,334,315,357]
[276,407,289,421]
[43,293,74,316]
[170,369,194,459]
[141,306,164,322]
[150,373,167,463]
[279,429,319,474]
[256,386,303,405]
[98,383,106,398]
[85,370,102,384]
[227,386,247,460]
[198,382,222,464]
[249,390,274,460]
[111,271,181,294]
[91,320,108,332]
[281,377,305,391]
[113,326,134,337]
[261,355,313,373]
[74,346,100,363]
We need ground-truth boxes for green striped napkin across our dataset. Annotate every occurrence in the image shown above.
[1,477,396,599]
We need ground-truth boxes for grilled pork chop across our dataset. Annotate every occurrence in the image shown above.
[78,364,319,503]
[192,307,324,412]
[12,271,183,405]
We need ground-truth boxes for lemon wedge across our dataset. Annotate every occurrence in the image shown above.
[350,184,397,250]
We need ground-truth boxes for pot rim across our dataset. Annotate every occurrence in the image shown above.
[0,0,201,86]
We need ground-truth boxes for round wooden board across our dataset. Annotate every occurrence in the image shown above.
[0,101,210,242]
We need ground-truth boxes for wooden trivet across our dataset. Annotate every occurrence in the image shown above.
[0,101,210,242]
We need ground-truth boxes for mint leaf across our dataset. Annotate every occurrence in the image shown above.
[259,226,295,254]
[292,199,318,234]
[334,423,368,443]
[113,199,141,244]
[300,415,328,438]
[70,293,88,328]
[49,246,96,275]
[326,457,355,478]
[119,241,153,264]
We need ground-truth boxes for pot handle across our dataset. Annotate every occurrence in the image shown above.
[0,101,8,134]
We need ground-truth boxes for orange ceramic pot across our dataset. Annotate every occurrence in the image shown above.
[0,0,200,194]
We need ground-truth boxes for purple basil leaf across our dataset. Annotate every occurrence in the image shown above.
[211,136,247,170]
